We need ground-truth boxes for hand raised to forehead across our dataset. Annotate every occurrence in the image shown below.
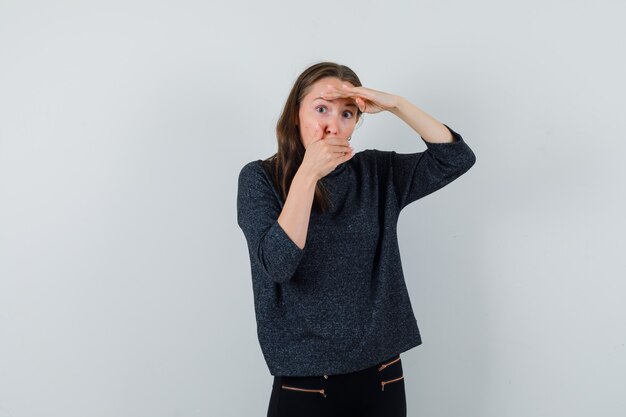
[320,83,399,114]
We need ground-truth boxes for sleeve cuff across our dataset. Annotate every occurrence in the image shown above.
[270,220,304,253]
[421,123,464,147]
[262,221,305,282]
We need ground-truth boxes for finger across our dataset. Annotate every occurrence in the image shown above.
[344,85,382,104]
[330,149,353,169]
[311,123,324,143]
[328,144,352,154]
[349,86,379,103]
[322,84,358,98]
[337,147,355,162]
[322,142,351,155]
[322,85,376,108]
[324,137,352,147]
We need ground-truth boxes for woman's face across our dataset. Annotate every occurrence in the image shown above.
[297,76,359,149]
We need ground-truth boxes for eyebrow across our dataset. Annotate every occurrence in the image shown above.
[313,97,358,108]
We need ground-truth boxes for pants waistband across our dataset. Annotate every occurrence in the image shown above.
[275,353,401,380]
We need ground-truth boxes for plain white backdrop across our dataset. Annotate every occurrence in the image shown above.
[1,1,625,416]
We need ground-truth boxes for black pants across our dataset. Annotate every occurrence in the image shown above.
[267,354,406,417]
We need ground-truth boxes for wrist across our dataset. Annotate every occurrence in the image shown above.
[295,165,319,186]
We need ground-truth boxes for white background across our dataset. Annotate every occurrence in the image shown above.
[1,1,625,416]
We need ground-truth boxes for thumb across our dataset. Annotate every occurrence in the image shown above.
[356,97,366,112]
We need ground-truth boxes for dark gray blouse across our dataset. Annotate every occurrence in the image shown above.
[237,124,476,376]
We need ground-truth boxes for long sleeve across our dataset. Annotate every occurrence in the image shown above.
[390,124,476,210]
[237,161,305,283]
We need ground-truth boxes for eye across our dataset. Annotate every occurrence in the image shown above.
[343,110,354,119]
[315,106,327,114]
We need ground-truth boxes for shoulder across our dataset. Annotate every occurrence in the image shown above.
[238,159,272,184]
[356,149,394,159]
[352,149,394,169]
[239,159,263,176]
[237,158,279,199]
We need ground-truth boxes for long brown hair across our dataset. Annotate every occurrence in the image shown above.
[263,62,362,213]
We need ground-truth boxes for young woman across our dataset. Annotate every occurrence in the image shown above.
[237,62,476,417]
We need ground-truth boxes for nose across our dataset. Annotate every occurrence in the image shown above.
[325,116,340,136]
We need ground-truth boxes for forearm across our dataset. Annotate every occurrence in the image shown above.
[277,169,317,249]
[389,96,455,143]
